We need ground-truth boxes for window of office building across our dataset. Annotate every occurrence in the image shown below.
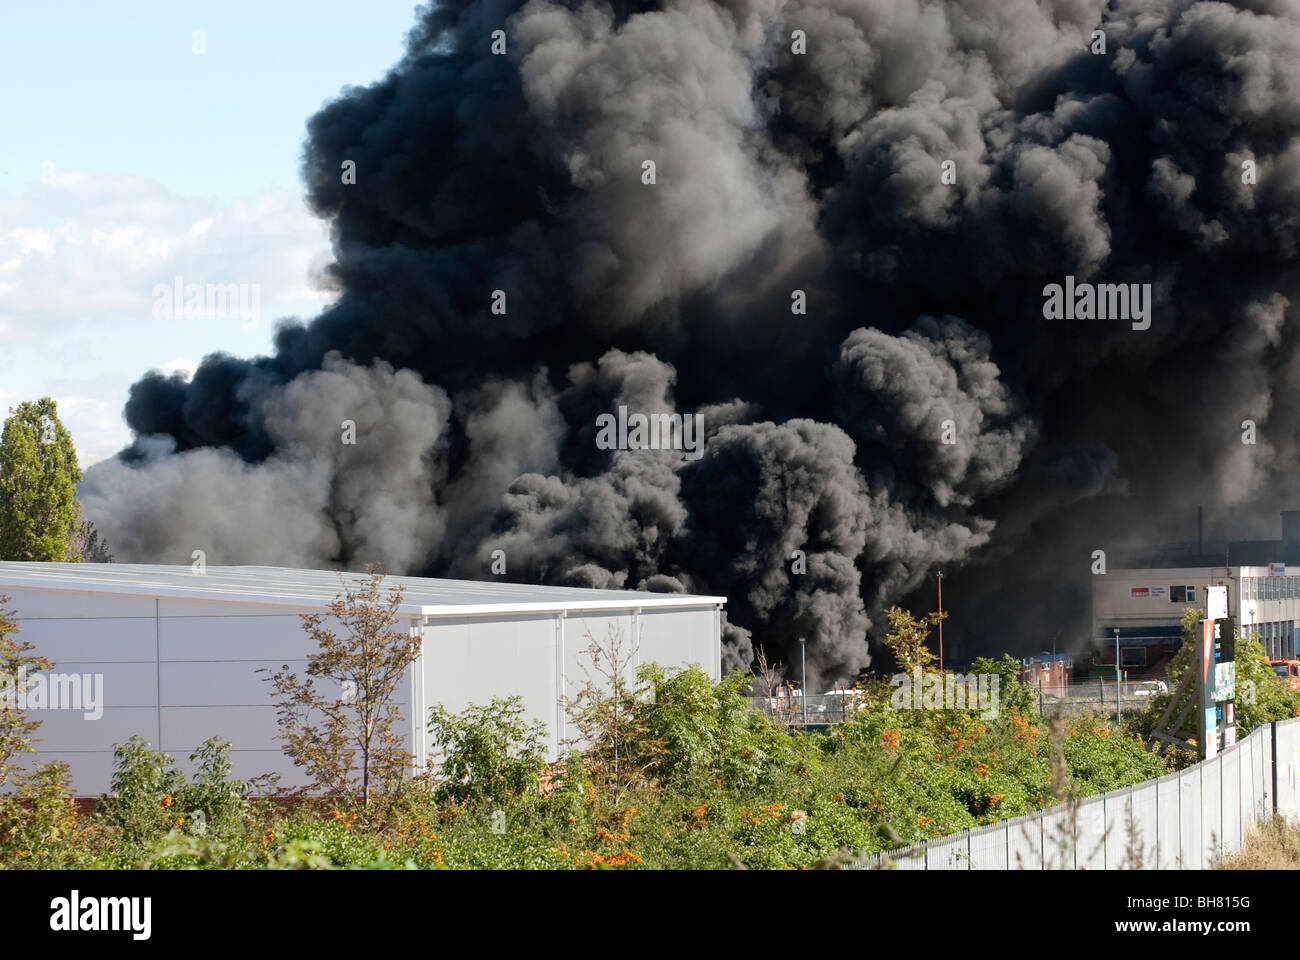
[1121,647,1146,667]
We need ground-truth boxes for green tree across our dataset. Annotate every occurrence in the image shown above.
[262,569,421,807]
[0,399,82,561]
[0,599,53,790]
[427,696,548,806]
[881,606,945,673]
[970,653,1038,715]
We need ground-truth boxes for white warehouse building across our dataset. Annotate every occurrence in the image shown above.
[0,563,725,795]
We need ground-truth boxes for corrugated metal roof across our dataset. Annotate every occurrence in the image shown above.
[0,562,725,617]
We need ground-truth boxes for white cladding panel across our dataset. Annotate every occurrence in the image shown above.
[13,617,156,664]
[421,614,557,751]
[2,587,156,619]
[563,611,635,695]
[637,607,718,678]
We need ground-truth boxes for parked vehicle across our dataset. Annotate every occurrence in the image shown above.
[1271,660,1300,692]
[1134,680,1168,698]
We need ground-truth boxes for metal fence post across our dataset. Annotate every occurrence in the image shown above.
[1273,720,1279,817]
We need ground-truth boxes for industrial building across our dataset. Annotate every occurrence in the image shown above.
[1091,511,1300,676]
[0,563,725,795]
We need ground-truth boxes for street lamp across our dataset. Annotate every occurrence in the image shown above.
[936,571,945,672]
[1113,628,1121,723]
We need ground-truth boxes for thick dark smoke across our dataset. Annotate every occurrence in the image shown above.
[81,0,1300,686]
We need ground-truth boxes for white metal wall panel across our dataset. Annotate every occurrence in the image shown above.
[15,751,116,796]
[157,598,316,618]
[158,614,322,662]
[172,750,315,792]
[30,707,158,752]
[636,607,719,678]
[562,612,635,703]
[3,581,721,792]
[11,617,156,663]
[3,588,155,619]
[420,614,557,754]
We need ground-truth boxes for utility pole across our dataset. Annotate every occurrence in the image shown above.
[800,637,808,728]
[937,571,944,672]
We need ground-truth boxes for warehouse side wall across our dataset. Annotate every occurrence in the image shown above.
[2,585,723,792]
[417,604,722,761]
[3,588,411,794]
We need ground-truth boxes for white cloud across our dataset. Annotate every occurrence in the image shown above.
[0,172,336,468]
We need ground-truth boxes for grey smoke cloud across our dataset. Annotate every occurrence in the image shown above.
[83,0,1300,680]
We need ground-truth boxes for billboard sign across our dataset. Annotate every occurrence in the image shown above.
[1207,584,1228,621]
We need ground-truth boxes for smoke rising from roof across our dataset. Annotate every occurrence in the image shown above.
[82,0,1300,686]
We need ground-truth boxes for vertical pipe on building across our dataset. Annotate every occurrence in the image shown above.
[154,598,162,751]
[554,612,567,755]
[409,618,425,774]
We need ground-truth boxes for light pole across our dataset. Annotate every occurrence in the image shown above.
[937,571,944,672]
[1113,628,1121,723]
[800,637,808,727]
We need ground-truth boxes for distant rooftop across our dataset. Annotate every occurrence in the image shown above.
[0,563,725,617]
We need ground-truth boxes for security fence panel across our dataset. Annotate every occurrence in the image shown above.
[1240,728,1260,832]
[1008,812,1043,870]
[926,833,966,870]
[849,717,1300,871]
[1278,720,1300,818]
[1101,790,1128,870]
[892,843,927,870]
[1155,772,1181,870]
[1127,779,1158,869]
[1179,766,1203,869]
[1251,725,1270,824]
[1039,804,1075,869]
[1074,795,1107,869]
[968,821,1009,870]
[1201,755,1223,866]
[1221,744,1242,853]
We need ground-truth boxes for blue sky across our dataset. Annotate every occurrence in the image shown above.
[0,1,423,464]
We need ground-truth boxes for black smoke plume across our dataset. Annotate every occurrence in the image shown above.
[82,0,1300,687]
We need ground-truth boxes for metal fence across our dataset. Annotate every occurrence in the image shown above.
[750,693,866,726]
[1032,681,1170,717]
[852,716,1300,869]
